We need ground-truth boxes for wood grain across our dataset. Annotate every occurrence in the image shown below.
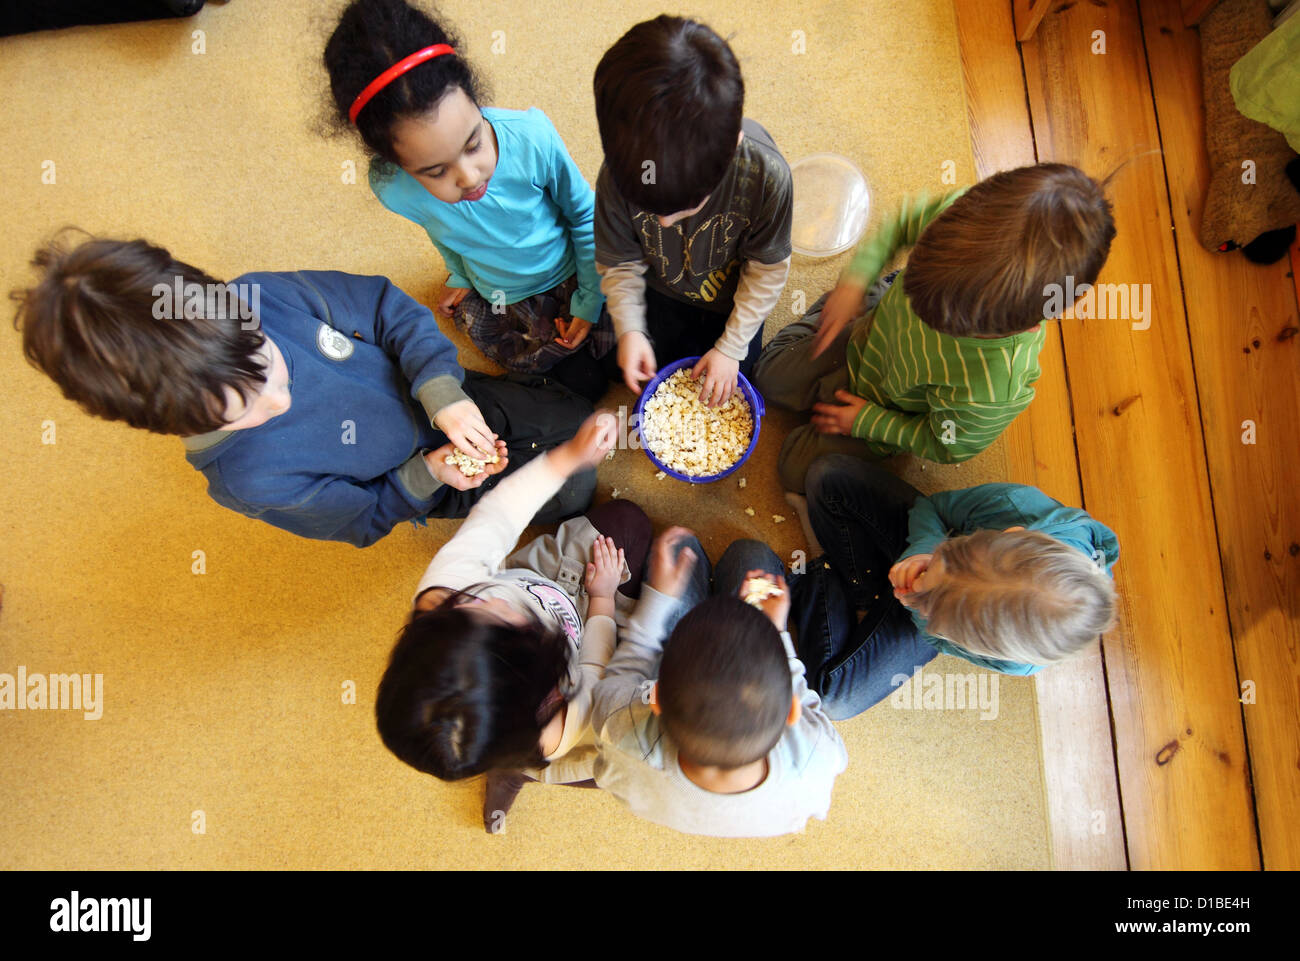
[954,0,1126,870]
[1141,0,1300,869]
[1013,0,1051,40]
[1020,0,1259,868]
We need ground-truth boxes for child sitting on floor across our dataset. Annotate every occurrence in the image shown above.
[377,412,658,831]
[12,233,594,547]
[788,454,1120,719]
[593,15,793,408]
[752,163,1116,491]
[324,0,615,403]
[591,530,848,837]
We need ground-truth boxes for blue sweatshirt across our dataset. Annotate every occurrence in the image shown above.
[899,484,1121,674]
[369,106,605,324]
[183,270,469,547]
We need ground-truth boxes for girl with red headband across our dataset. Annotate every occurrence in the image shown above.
[325,0,614,404]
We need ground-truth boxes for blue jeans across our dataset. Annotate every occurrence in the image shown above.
[788,455,938,719]
[663,537,785,635]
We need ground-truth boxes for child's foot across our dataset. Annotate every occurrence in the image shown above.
[483,769,531,834]
[784,491,824,556]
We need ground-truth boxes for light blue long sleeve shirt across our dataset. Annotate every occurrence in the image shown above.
[369,107,605,323]
[900,484,1121,675]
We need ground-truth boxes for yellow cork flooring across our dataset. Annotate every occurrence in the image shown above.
[0,0,1048,869]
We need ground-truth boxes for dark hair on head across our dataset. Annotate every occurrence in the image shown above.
[375,592,571,781]
[593,15,744,214]
[657,596,789,769]
[903,163,1117,337]
[323,0,488,165]
[10,230,267,437]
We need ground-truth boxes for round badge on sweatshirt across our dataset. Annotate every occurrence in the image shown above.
[316,323,354,361]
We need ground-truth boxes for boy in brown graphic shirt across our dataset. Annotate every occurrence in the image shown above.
[593,15,793,408]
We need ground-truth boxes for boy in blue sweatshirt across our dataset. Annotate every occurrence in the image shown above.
[14,235,595,547]
[789,454,1121,719]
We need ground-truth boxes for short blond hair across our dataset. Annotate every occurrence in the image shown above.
[909,529,1116,665]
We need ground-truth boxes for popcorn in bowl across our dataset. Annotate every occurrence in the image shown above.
[639,369,754,479]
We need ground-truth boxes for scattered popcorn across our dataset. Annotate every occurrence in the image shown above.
[744,507,755,517]
[604,449,616,462]
[773,514,786,524]
[742,575,784,608]
[443,449,501,477]
[640,369,753,478]
[611,487,622,499]
[738,477,747,489]
[654,470,666,481]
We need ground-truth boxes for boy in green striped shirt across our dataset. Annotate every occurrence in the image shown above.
[753,164,1115,492]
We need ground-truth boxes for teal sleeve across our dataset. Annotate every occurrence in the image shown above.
[429,236,472,291]
[542,116,605,323]
[910,483,1120,574]
[902,495,950,559]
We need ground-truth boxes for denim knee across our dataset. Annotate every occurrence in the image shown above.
[805,453,867,504]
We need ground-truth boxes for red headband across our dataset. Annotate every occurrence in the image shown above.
[348,43,456,124]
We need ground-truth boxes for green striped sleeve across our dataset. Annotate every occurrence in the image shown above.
[850,393,1033,463]
[843,190,965,287]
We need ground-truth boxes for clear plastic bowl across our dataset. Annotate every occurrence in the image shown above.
[790,152,871,257]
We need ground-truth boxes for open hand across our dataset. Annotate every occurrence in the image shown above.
[551,410,619,475]
[424,439,508,491]
[585,535,625,600]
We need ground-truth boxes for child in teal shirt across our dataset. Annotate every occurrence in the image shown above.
[789,455,1119,718]
[325,0,613,402]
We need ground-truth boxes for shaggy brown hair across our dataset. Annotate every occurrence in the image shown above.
[903,164,1116,336]
[11,232,266,436]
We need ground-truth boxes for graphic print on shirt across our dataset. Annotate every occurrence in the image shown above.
[633,212,748,304]
[517,577,583,646]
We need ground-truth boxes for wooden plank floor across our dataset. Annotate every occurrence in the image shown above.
[954,0,1127,871]
[956,0,1299,868]
[1140,0,1300,870]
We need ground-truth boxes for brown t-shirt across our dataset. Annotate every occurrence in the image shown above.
[594,118,793,314]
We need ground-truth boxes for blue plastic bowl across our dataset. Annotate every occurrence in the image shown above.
[634,357,766,484]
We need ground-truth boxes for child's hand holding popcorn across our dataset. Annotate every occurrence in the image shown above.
[425,439,508,491]
[585,535,625,621]
[740,570,790,632]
